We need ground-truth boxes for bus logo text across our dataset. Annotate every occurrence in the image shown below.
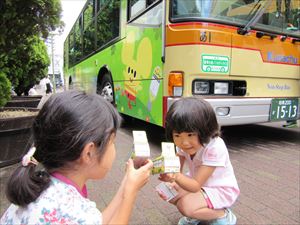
[267,52,298,64]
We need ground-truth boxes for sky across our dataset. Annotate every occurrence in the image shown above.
[56,0,86,52]
[48,0,86,74]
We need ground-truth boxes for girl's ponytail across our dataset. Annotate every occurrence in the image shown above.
[5,148,50,207]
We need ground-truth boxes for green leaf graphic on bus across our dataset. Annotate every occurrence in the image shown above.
[201,55,229,73]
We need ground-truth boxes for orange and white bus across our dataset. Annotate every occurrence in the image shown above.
[64,0,300,126]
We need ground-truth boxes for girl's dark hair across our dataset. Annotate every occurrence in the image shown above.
[165,97,220,145]
[6,91,122,207]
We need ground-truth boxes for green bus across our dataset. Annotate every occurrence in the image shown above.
[64,0,300,126]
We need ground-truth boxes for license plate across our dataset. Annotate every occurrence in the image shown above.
[270,98,299,121]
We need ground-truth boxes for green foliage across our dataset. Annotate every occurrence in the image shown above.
[9,35,50,96]
[0,0,63,47]
[0,72,11,107]
[0,0,63,96]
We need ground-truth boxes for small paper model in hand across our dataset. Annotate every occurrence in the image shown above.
[152,142,180,174]
[131,130,151,168]
[156,182,178,202]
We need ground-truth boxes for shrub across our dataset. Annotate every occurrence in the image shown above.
[0,72,11,107]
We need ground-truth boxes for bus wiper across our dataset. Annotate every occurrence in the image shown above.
[237,0,272,35]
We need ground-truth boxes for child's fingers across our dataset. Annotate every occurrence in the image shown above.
[139,159,150,167]
[171,183,180,192]
[168,182,176,188]
[126,158,134,171]
[156,190,168,200]
[139,159,153,171]
[158,174,166,181]
[159,174,165,179]
[158,173,170,181]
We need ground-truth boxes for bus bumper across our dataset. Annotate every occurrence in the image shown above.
[165,97,300,126]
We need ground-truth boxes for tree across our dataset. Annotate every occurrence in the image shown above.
[0,0,63,96]
[0,0,63,50]
[0,72,11,107]
[8,35,50,96]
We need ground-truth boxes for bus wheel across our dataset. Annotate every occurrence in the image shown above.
[97,74,114,104]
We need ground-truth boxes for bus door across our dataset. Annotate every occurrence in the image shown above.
[120,0,164,126]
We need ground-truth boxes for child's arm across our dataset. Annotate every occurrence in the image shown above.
[101,175,127,223]
[174,165,215,192]
[102,159,153,225]
[178,155,185,173]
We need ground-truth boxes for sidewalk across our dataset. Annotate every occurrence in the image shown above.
[0,120,299,224]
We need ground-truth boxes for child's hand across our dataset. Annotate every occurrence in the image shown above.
[156,182,179,202]
[124,158,153,195]
[156,189,168,201]
[158,173,177,183]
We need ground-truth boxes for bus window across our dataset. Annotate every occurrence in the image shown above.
[64,41,68,69]
[146,0,159,6]
[129,0,161,21]
[255,0,300,37]
[171,0,299,37]
[97,0,110,12]
[83,0,95,55]
[96,0,120,48]
[68,30,75,66]
[83,0,94,29]
[129,0,146,19]
[74,18,82,61]
[130,2,162,26]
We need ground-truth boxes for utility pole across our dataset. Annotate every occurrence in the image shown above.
[50,33,56,93]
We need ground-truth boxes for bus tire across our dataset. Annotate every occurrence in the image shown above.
[97,73,114,104]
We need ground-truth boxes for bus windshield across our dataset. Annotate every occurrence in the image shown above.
[171,0,300,37]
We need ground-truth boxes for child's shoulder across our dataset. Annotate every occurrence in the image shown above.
[203,137,228,155]
[206,136,226,147]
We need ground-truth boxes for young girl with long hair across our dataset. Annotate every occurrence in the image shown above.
[1,90,153,225]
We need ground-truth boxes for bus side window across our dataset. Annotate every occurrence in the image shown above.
[147,0,158,5]
[83,0,95,55]
[130,0,146,19]
[96,0,120,48]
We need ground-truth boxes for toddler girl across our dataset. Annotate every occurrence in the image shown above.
[158,97,239,225]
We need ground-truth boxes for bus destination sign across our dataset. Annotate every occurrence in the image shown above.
[201,55,229,73]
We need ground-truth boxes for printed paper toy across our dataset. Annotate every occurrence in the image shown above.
[152,142,180,174]
[156,182,178,202]
[131,131,150,168]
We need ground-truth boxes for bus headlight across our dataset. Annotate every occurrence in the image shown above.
[193,81,209,94]
[192,79,246,96]
[214,82,229,94]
